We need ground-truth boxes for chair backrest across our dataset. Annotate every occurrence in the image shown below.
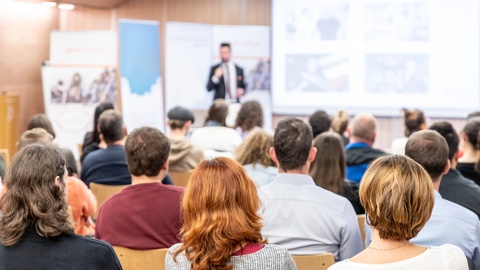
[0,149,10,167]
[89,182,129,219]
[357,214,366,248]
[292,253,335,270]
[113,246,168,270]
[169,170,193,187]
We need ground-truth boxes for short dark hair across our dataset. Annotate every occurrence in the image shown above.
[429,121,459,161]
[273,117,312,171]
[403,108,425,137]
[61,148,78,177]
[308,110,331,138]
[125,127,170,177]
[98,110,125,143]
[462,117,480,149]
[220,42,231,49]
[168,120,188,130]
[405,130,448,180]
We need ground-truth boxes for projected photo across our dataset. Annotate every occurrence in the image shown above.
[365,3,429,41]
[286,54,349,92]
[365,54,429,93]
[285,2,349,41]
[246,58,271,91]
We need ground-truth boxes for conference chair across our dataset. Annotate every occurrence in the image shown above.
[292,253,335,270]
[113,246,168,270]
[357,214,366,248]
[169,170,193,187]
[89,182,129,220]
[0,148,10,167]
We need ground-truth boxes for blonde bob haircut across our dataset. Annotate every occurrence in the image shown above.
[360,155,434,241]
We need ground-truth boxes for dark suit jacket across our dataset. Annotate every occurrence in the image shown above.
[206,63,246,100]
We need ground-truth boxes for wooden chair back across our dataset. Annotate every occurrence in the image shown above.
[89,182,129,219]
[292,253,335,270]
[357,214,366,248]
[113,246,168,270]
[169,170,193,187]
[0,149,10,167]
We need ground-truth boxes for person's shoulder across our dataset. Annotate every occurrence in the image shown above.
[430,244,468,265]
[436,196,478,224]
[72,235,117,253]
[326,260,349,270]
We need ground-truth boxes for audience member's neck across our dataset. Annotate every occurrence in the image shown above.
[279,165,309,175]
[431,178,441,191]
[131,172,166,185]
[459,144,480,163]
[169,129,187,140]
[450,158,458,170]
[106,138,125,147]
[349,136,373,146]
[370,228,409,248]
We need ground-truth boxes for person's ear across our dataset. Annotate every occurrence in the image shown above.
[162,159,169,171]
[269,147,278,163]
[123,127,128,136]
[443,159,451,175]
[184,121,192,130]
[99,133,104,142]
[308,147,317,163]
[346,127,352,137]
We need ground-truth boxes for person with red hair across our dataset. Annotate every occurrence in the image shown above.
[166,157,296,270]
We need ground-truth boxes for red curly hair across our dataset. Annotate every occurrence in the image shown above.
[173,157,265,270]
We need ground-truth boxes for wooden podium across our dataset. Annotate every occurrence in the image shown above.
[0,93,20,159]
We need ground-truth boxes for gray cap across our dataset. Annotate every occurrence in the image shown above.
[167,106,195,123]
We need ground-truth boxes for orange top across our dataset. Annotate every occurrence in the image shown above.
[67,176,97,236]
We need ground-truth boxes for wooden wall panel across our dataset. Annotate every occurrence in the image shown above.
[0,2,59,133]
[59,7,112,30]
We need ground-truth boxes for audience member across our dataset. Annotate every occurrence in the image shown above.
[405,130,480,269]
[458,117,480,185]
[166,157,296,270]
[27,113,56,138]
[331,109,349,146]
[61,148,97,236]
[95,127,184,249]
[345,113,386,183]
[0,157,4,180]
[468,111,480,120]
[0,144,121,269]
[18,128,53,150]
[81,102,114,163]
[234,100,264,139]
[260,117,362,261]
[235,130,277,186]
[430,122,480,219]
[190,99,242,157]
[167,106,204,171]
[308,109,331,138]
[309,132,364,214]
[80,110,130,186]
[391,108,426,154]
[330,155,467,270]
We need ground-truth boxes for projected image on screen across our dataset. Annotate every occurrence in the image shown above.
[365,3,429,41]
[286,54,348,92]
[285,2,349,41]
[365,54,428,93]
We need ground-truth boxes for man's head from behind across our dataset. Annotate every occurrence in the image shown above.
[220,42,231,63]
[429,122,459,162]
[405,130,449,182]
[308,110,331,138]
[348,112,377,145]
[98,110,125,144]
[167,106,195,131]
[17,128,54,150]
[125,127,170,178]
[271,117,316,172]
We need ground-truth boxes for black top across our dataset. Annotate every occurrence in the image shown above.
[342,180,365,215]
[439,169,480,220]
[0,225,122,270]
[457,162,480,187]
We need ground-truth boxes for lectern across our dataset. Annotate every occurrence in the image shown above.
[0,92,20,158]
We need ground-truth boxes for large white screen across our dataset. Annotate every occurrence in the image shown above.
[272,0,480,117]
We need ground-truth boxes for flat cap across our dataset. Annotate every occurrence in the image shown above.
[167,106,195,123]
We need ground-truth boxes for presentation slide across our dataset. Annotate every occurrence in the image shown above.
[272,0,479,117]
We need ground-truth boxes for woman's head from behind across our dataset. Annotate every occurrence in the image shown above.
[403,108,426,137]
[27,114,56,139]
[235,130,275,168]
[0,143,74,246]
[93,102,115,143]
[205,99,229,127]
[360,155,434,241]
[176,157,263,270]
[309,132,345,194]
[462,117,480,150]
[235,100,264,132]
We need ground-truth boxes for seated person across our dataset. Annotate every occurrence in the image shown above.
[308,109,331,138]
[81,102,114,163]
[330,155,467,270]
[95,127,184,249]
[234,100,264,139]
[166,157,296,270]
[0,144,121,269]
[167,106,204,171]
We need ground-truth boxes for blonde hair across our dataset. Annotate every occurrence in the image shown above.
[331,109,349,134]
[235,130,275,168]
[360,155,434,241]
